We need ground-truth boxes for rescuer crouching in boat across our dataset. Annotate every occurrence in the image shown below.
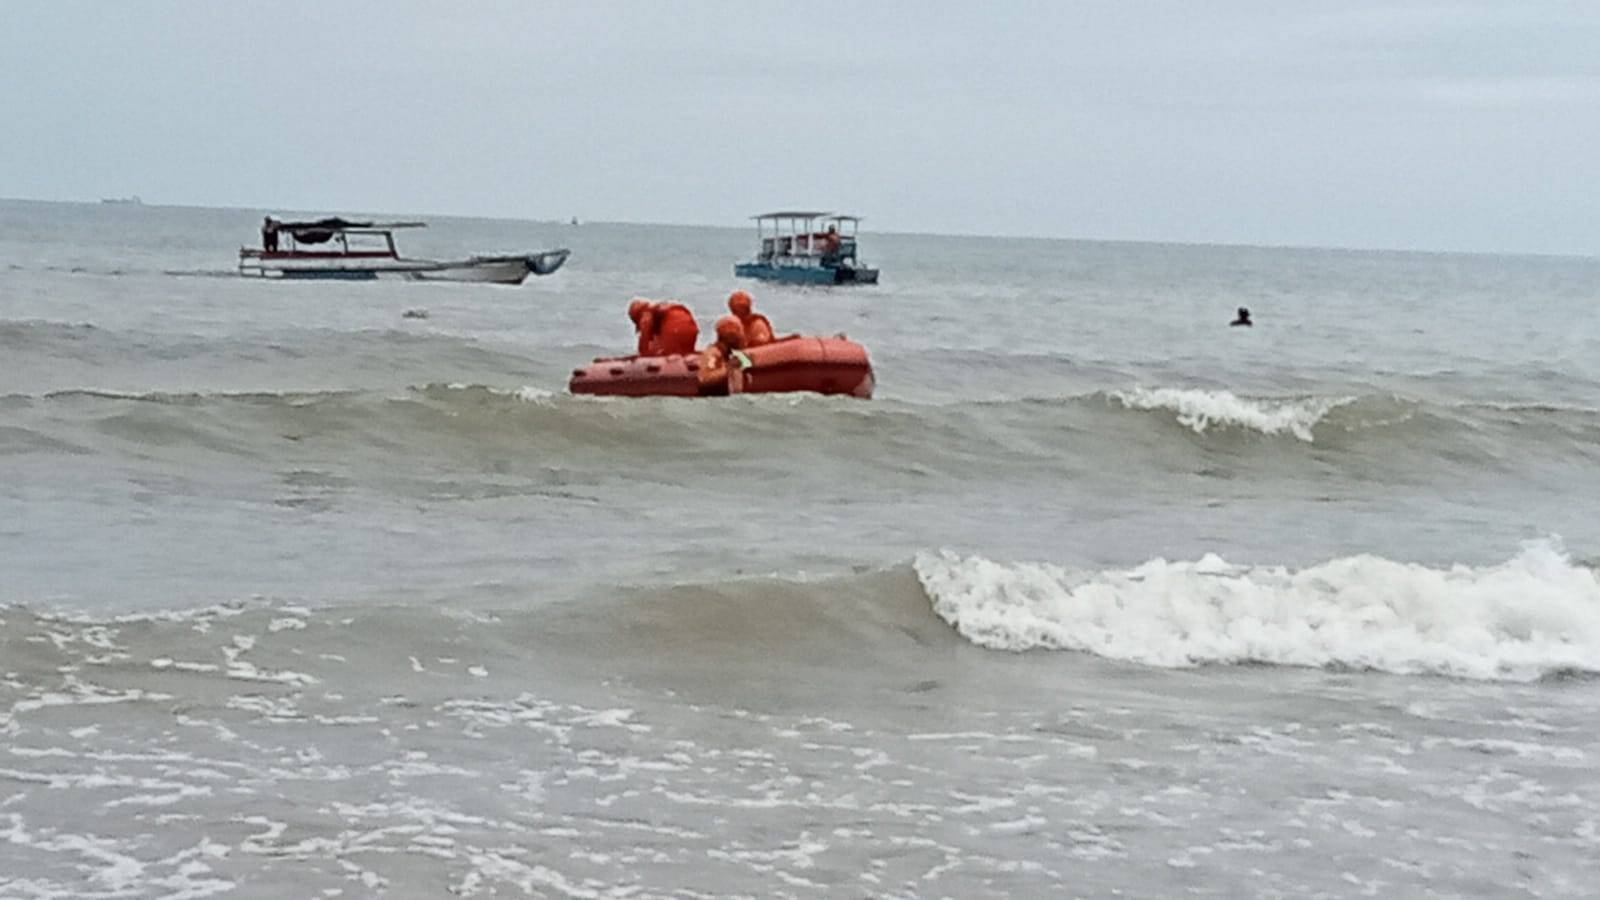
[726,290,775,347]
[628,299,700,356]
[697,315,750,395]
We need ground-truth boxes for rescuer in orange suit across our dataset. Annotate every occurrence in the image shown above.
[697,315,748,392]
[726,290,775,347]
[629,299,699,356]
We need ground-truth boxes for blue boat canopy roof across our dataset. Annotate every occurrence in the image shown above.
[750,212,864,224]
[753,211,832,220]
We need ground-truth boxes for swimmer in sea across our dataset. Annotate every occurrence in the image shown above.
[1230,307,1253,327]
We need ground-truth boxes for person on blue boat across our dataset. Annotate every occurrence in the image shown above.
[820,224,841,257]
[727,290,774,347]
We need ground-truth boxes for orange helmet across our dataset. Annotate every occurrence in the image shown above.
[714,315,746,346]
[628,299,650,322]
[727,291,753,317]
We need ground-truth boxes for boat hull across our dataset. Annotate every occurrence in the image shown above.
[734,262,879,285]
[409,256,543,284]
[568,337,873,399]
[567,354,704,398]
[240,249,569,285]
[278,269,379,281]
[731,336,874,397]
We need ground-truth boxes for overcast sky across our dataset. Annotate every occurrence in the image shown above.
[3,1,1597,254]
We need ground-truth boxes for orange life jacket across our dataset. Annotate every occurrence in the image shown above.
[741,313,775,347]
[652,304,699,356]
[634,307,658,355]
[637,302,699,356]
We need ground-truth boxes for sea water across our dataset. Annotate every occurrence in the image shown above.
[2,198,1598,896]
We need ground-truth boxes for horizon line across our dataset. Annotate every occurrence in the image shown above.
[2,194,1593,264]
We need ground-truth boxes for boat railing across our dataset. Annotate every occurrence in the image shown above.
[748,213,866,269]
[238,249,268,278]
[758,239,854,265]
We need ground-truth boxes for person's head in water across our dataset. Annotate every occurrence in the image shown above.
[1231,307,1252,327]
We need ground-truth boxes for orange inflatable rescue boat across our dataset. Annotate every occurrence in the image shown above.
[569,336,874,398]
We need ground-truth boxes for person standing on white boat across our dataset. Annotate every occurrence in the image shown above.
[261,217,280,253]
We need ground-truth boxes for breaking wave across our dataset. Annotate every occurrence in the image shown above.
[914,541,1600,682]
[1110,387,1353,442]
[11,543,1598,686]
[8,382,1600,485]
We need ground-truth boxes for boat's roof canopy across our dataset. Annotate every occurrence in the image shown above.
[751,211,864,223]
[273,217,426,231]
[753,211,831,220]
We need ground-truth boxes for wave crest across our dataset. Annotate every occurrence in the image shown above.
[914,541,1600,681]
[1110,387,1353,441]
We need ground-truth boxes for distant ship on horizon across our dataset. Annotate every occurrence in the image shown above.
[100,195,143,205]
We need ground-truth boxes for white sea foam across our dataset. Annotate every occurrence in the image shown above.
[1111,387,1352,441]
[914,541,1600,681]
[436,382,554,404]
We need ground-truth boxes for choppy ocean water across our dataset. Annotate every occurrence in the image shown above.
[2,198,1598,897]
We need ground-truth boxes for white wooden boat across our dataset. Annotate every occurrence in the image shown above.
[239,218,569,285]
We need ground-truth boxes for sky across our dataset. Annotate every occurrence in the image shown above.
[2,1,1597,255]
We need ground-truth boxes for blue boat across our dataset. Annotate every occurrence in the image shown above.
[733,212,879,285]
